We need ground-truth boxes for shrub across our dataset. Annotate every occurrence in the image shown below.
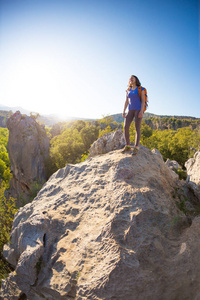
[0,185,18,285]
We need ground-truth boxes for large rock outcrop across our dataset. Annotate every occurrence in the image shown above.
[2,143,200,300]
[6,111,49,204]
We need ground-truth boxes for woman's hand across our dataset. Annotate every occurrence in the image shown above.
[138,110,143,118]
[122,112,126,118]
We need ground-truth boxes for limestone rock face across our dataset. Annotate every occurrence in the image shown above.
[185,151,200,185]
[185,151,200,201]
[88,129,125,157]
[7,111,49,204]
[2,146,200,300]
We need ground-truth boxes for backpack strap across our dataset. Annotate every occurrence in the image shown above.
[138,86,142,99]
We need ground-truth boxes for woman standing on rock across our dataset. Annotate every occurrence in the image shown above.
[122,75,145,155]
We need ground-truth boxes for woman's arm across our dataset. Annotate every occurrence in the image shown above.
[138,89,145,118]
[122,94,129,118]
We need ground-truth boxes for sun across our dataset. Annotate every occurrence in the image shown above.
[2,52,76,116]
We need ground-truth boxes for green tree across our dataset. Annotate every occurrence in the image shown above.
[0,159,7,179]
[0,128,9,147]
[99,125,113,137]
[168,127,200,166]
[0,184,18,285]
[80,125,99,149]
[128,122,136,144]
[140,122,153,144]
[50,127,85,169]
[48,120,101,172]
[0,152,10,167]
[140,125,200,167]
[71,120,86,132]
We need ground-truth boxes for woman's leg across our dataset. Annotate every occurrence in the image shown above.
[124,110,134,145]
[134,110,143,147]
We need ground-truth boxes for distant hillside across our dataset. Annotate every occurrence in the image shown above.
[0,105,93,127]
[0,105,30,115]
[110,112,165,124]
[111,112,199,123]
[110,113,200,131]
[144,115,200,131]
[1,103,199,130]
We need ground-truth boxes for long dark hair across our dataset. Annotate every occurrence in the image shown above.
[133,75,141,86]
[127,75,141,93]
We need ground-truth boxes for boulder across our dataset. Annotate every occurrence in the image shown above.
[165,158,182,171]
[88,129,125,157]
[6,111,49,205]
[185,151,200,185]
[2,145,200,299]
[185,151,200,202]
[162,159,179,181]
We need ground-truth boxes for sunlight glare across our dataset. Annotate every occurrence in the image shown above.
[3,53,77,116]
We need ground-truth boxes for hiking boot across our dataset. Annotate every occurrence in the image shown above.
[132,147,139,156]
[121,145,131,153]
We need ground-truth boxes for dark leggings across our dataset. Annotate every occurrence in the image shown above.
[124,110,142,146]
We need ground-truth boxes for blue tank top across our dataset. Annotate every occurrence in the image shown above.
[127,86,144,111]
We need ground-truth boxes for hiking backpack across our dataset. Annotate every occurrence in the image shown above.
[138,86,148,112]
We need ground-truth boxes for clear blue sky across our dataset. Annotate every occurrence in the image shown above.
[0,0,199,119]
